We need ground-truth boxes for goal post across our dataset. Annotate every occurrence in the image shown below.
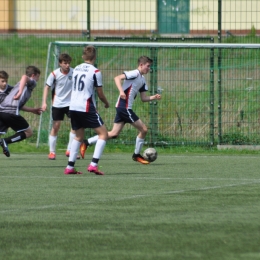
[37,41,260,148]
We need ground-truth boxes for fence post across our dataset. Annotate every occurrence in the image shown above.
[218,0,222,144]
[149,47,158,145]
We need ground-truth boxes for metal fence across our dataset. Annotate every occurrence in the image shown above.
[37,42,260,147]
[0,0,260,147]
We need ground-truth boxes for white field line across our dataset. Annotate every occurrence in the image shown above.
[0,180,260,214]
[0,175,260,182]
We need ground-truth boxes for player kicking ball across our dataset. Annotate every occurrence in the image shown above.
[80,56,161,164]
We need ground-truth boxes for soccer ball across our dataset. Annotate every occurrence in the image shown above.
[143,148,157,162]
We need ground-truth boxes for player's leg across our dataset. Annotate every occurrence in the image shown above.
[48,120,61,160]
[64,127,83,175]
[65,108,80,159]
[80,122,124,159]
[0,113,10,157]
[131,119,149,164]
[0,113,32,157]
[87,124,108,175]
[48,106,67,160]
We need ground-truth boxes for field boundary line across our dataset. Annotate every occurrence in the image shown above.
[1,180,260,214]
[1,175,260,182]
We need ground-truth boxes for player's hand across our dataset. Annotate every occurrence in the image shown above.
[154,94,161,100]
[104,103,109,108]
[120,92,126,100]
[13,91,22,100]
[33,107,43,115]
[42,104,47,111]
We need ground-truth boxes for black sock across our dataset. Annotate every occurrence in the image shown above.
[5,132,26,144]
[68,161,75,167]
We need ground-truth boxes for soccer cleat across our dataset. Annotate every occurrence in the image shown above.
[48,152,56,160]
[80,141,88,159]
[87,164,104,175]
[0,138,10,157]
[64,168,83,175]
[65,151,80,160]
[132,153,150,164]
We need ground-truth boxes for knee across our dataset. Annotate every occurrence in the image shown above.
[25,129,33,138]
[142,126,148,135]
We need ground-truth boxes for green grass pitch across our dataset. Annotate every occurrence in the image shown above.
[1,152,260,260]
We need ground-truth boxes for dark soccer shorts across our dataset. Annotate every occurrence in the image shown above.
[114,107,139,124]
[52,106,70,121]
[0,112,29,134]
[70,110,104,130]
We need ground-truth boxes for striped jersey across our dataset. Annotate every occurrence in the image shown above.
[70,62,102,112]
[115,69,148,109]
[0,79,37,115]
[46,67,73,108]
[0,84,13,104]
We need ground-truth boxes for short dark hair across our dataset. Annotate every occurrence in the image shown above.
[59,53,72,63]
[138,56,153,65]
[0,70,9,80]
[25,66,41,77]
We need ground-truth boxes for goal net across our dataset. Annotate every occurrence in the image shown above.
[37,41,260,147]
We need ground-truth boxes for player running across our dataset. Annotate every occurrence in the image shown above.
[0,66,42,157]
[80,56,161,164]
[64,45,109,175]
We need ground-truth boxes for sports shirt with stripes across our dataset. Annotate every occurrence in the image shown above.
[46,67,73,108]
[115,69,148,109]
[69,62,102,112]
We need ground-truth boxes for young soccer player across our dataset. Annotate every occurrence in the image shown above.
[80,56,161,164]
[0,71,13,104]
[64,45,109,175]
[42,53,80,160]
[0,66,42,157]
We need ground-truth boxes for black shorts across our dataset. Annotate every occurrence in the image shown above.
[0,112,29,134]
[52,106,70,121]
[70,110,104,130]
[114,107,139,124]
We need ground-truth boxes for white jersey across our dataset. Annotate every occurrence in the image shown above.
[70,62,102,112]
[46,67,73,108]
[115,69,148,109]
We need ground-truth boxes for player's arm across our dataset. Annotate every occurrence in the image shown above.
[42,85,50,111]
[96,87,109,108]
[21,106,43,115]
[114,74,126,100]
[140,92,161,102]
[13,75,29,100]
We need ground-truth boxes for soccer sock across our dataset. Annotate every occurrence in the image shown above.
[91,139,106,166]
[134,137,144,155]
[88,135,99,145]
[5,131,26,144]
[49,135,57,153]
[68,139,81,163]
[67,131,76,151]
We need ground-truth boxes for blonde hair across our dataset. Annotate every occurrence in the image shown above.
[82,45,96,61]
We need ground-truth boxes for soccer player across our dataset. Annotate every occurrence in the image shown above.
[0,71,13,104]
[42,53,80,160]
[64,45,109,175]
[80,56,161,164]
[0,66,42,157]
